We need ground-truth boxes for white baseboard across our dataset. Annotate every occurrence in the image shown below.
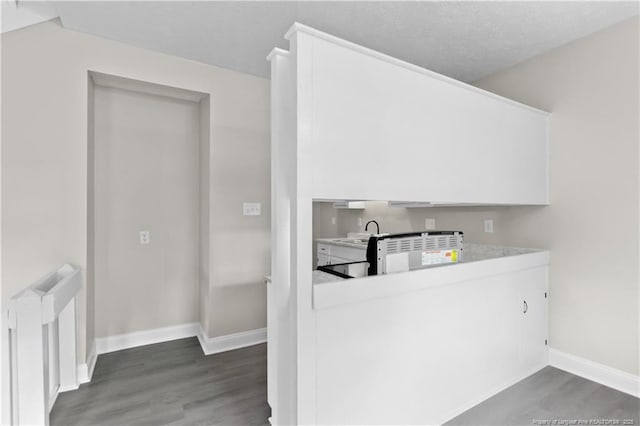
[75,364,88,387]
[48,386,59,412]
[197,326,267,356]
[549,348,639,397]
[95,322,199,355]
[70,323,265,388]
[75,340,97,387]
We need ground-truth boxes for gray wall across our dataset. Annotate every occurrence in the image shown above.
[314,17,639,376]
[1,20,270,365]
[473,16,639,376]
[208,122,269,336]
[93,86,200,337]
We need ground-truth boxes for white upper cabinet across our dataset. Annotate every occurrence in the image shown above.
[287,24,549,205]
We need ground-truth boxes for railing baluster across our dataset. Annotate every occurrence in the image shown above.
[7,264,81,426]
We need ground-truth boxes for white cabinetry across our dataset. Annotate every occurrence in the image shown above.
[317,244,330,266]
[289,24,549,205]
[519,272,549,372]
[315,261,549,425]
[333,201,365,209]
[269,23,551,425]
[316,242,366,267]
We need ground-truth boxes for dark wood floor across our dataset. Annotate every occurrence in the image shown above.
[52,338,639,426]
[51,338,269,426]
[447,366,640,425]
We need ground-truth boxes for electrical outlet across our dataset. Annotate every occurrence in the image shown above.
[425,218,436,230]
[243,202,261,216]
[357,217,363,227]
[484,219,494,233]
[139,231,151,245]
[331,217,336,225]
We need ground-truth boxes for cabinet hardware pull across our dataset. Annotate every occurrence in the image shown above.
[523,300,528,314]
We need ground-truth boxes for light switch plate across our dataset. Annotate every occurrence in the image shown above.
[484,219,494,233]
[425,218,436,230]
[243,202,261,216]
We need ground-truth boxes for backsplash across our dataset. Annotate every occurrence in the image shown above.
[318,201,508,244]
[312,200,550,269]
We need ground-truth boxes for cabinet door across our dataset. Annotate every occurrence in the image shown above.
[317,253,331,266]
[317,244,331,267]
[318,244,331,256]
[301,28,549,205]
[519,267,548,373]
[330,246,366,262]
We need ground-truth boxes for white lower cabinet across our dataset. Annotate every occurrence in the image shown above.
[519,267,549,372]
[316,252,331,266]
[315,264,548,425]
[316,242,366,267]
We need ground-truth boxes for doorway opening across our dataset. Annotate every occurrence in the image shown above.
[87,72,210,355]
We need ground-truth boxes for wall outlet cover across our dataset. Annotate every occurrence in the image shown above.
[139,230,151,244]
[484,219,494,233]
[425,218,436,230]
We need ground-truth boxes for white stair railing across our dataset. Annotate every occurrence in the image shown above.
[7,264,81,426]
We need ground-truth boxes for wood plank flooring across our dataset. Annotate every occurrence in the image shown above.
[51,338,638,425]
[50,338,269,426]
[447,366,639,425]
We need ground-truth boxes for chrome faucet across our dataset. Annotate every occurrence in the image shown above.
[365,220,380,235]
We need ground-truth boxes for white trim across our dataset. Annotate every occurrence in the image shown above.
[549,348,640,398]
[87,343,97,381]
[197,325,267,356]
[266,47,289,62]
[284,22,549,117]
[75,364,87,388]
[70,324,266,389]
[48,385,59,413]
[95,322,199,355]
[74,340,97,387]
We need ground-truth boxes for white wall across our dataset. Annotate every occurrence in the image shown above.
[93,86,200,337]
[315,17,639,376]
[1,20,270,367]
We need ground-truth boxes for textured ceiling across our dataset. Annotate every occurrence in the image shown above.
[55,1,639,82]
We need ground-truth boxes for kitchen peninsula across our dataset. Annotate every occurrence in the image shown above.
[313,242,548,424]
[269,23,550,425]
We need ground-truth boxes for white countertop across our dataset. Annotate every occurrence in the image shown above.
[312,243,549,309]
[312,270,345,284]
[316,238,369,250]
[462,243,541,262]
